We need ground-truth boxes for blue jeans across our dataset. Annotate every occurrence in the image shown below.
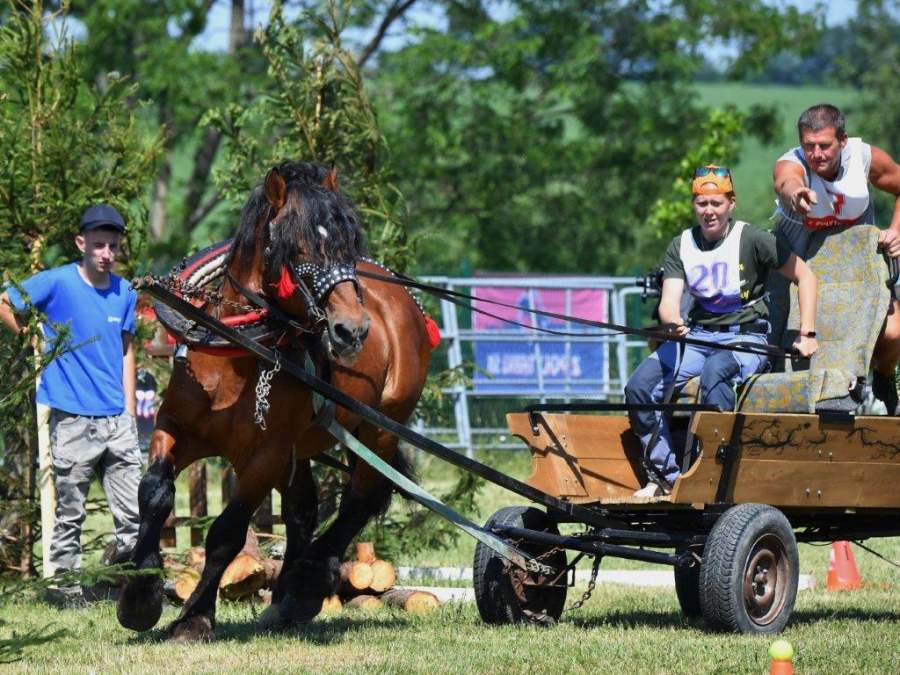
[624,327,769,486]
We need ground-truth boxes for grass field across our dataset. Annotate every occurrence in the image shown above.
[3,449,898,673]
[1,567,897,673]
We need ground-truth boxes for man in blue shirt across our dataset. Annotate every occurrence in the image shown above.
[0,204,141,602]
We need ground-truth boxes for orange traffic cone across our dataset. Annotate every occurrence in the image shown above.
[768,640,794,675]
[826,540,861,591]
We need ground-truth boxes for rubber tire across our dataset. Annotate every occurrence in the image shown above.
[699,503,799,634]
[473,506,567,626]
[673,547,702,619]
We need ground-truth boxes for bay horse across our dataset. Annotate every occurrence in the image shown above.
[117,161,433,641]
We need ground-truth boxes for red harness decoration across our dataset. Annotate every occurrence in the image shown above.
[424,315,441,349]
[272,266,298,299]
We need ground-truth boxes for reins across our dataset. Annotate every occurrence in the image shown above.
[355,269,800,361]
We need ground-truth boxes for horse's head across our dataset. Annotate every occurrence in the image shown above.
[238,161,370,364]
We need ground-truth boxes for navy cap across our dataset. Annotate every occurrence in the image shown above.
[80,204,125,233]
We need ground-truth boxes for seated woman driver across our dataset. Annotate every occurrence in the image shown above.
[625,166,819,497]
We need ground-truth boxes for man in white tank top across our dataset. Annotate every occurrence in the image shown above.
[773,104,900,413]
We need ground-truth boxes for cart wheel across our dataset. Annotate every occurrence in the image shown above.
[699,503,799,634]
[473,506,568,626]
[673,546,702,619]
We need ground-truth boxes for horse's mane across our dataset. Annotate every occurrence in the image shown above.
[230,161,368,275]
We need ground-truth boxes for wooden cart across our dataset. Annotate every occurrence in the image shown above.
[473,226,900,634]
[470,408,900,634]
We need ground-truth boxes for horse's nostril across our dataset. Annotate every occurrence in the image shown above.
[359,323,370,344]
[332,322,354,348]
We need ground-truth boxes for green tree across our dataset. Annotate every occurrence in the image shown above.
[59,0,246,248]
[372,0,817,275]
[0,0,160,576]
[832,0,900,227]
[206,0,412,266]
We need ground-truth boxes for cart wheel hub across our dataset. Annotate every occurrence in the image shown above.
[743,535,788,626]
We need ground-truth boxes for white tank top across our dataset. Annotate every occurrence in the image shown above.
[777,137,874,230]
[679,221,745,314]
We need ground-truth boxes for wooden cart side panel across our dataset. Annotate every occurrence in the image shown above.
[507,413,643,502]
[672,412,900,508]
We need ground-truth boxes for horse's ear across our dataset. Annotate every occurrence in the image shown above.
[322,167,339,192]
[264,168,287,210]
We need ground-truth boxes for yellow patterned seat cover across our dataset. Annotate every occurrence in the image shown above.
[737,225,890,413]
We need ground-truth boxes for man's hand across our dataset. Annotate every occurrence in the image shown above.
[792,335,818,358]
[790,187,818,215]
[878,229,900,258]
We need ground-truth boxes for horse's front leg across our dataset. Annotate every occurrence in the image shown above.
[279,424,406,624]
[117,429,177,632]
[167,498,253,642]
[259,457,319,630]
[167,450,280,642]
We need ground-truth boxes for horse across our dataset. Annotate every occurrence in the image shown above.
[117,161,434,641]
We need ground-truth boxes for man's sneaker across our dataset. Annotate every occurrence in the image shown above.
[872,371,899,415]
[42,584,86,609]
[633,482,668,498]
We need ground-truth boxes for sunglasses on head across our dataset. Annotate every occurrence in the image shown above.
[694,166,732,178]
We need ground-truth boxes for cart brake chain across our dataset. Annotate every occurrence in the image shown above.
[254,355,282,430]
[565,554,601,613]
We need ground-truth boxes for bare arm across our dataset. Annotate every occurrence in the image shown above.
[774,159,817,215]
[869,145,900,257]
[777,254,818,357]
[0,291,21,334]
[658,278,689,337]
[123,333,136,416]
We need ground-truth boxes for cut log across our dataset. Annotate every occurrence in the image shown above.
[380,588,440,614]
[320,594,342,614]
[164,579,183,604]
[369,559,396,593]
[219,530,266,600]
[186,546,206,572]
[174,568,200,602]
[344,594,383,611]
[338,561,373,595]
[355,542,376,564]
[262,558,283,590]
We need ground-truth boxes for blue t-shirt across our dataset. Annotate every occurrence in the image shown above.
[6,262,137,416]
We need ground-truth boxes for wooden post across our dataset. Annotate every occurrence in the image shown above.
[222,466,237,505]
[161,511,177,548]
[35,401,55,578]
[189,461,207,546]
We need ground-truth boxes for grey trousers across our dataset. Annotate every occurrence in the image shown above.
[49,410,142,573]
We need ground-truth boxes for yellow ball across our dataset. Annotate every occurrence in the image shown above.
[769,640,794,661]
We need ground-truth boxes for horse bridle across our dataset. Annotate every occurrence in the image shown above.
[262,218,363,330]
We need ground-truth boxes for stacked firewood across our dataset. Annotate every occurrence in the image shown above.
[332,542,441,614]
[164,530,281,603]
[164,536,440,615]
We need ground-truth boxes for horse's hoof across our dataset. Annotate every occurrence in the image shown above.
[258,603,286,631]
[117,577,163,632]
[276,557,339,625]
[168,615,215,643]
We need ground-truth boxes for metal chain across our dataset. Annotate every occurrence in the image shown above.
[254,355,282,430]
[156,272,258,314]
[565,554,601,613]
